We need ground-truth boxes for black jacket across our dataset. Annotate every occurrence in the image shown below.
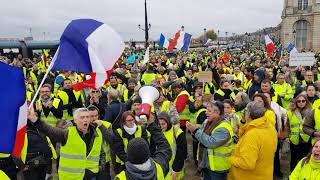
[104,100,126,130]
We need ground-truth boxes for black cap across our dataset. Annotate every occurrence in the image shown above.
[127,138,150,164]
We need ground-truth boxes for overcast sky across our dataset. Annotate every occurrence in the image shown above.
[0,0,284,41]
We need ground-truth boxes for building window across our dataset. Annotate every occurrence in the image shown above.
[295,20,308,49]
[298,0,308,10]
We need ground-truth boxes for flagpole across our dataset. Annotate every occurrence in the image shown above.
[28,47,59,109]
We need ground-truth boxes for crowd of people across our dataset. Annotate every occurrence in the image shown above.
[1,46,320,180]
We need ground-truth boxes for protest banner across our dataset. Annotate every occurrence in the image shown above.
[289,52,315,67]
[198,71,212,83]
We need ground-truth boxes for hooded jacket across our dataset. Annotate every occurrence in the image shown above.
[228,115,278,180]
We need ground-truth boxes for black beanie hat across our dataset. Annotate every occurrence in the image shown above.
[127,138,150,164]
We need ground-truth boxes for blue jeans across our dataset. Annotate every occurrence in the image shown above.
[202,168,227,180]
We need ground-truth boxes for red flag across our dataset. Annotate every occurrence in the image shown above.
[168,31,181,52]
[73,70,113,91]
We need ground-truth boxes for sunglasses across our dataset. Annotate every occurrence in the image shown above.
[91,90,99,93]
[297,100,306,103]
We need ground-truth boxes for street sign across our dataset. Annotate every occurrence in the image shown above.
[289,52,315,67]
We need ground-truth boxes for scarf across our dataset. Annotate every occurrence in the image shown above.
[204,119,221,135]
[124,124,137,135]
[125,159,156,180]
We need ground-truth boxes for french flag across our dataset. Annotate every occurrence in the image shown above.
[0,62,27,157]
[50,19,125,90]
[168,30,192,52]
[286,43,298,54]
[159,34,170,49]
[264,33,276,57]
[202,38,212,46]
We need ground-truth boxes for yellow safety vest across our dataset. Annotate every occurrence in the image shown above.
[57,90,82,120]
[115,161,165,180]
[142,73,157,85]
[288,110,310,145]
[0,153,10,158]
[207,121,233,171]
[107,84,126,97]
[174,90,191,121]
[215,89,236,100]
[163,126,184,180]
[26,91,33,103]
[243,78,252,91]
[289,158,320,180]
[313,99,320,110]
[101,121,112,163]
[190,108,206,124]
[160,100,171,113]
[204,83,215,95]
[273,82,294,109]
[0,170,10,180]
[313,109,320,144]
[233,72,245,82]
[59,126,102,180]
[20,133,57,164]
[36,98,61,127]
[229,113,240,130]
[54,74,66,93]
[116,126,150,165]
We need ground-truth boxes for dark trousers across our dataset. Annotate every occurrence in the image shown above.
[23,165,47,180]
[202,168,227,180]
[273,140,281,174]
[0,156,18,180]
[290,141,311,171]
[97,162,111,180]
[192,139,199,166]
[114,162,125,175]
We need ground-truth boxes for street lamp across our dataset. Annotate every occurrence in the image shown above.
[217,30,220,49]
[138,0,151,49]
[293,30,296,46]
[225,32,228,45]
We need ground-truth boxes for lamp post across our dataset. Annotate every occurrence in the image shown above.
[138,0,151,49]
[293,30,296,46]
[225,32,228,45]
[217,30,220,49]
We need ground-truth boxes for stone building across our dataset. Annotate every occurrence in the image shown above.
[281,0,320,51]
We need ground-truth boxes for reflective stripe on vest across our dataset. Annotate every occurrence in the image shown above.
[115,161,165,180]
[58,126,102,180]
[288,110,310,145]
[174,90,191,121]
[207,121,233,171]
